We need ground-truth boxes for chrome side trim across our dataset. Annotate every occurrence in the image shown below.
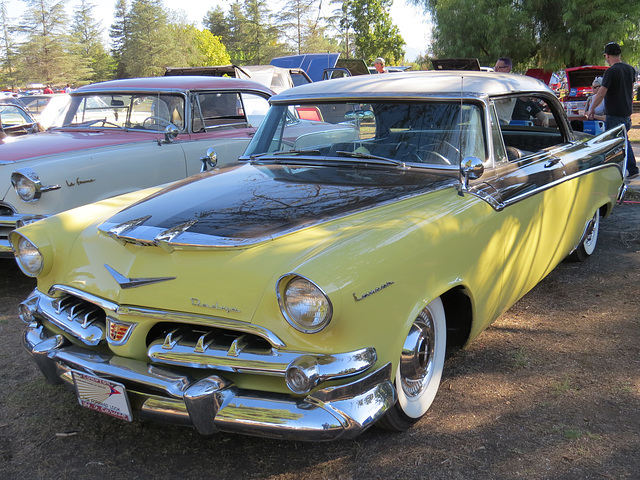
[503,163,620,209]
[121,305,287,348]
[48,285,119,312]
[468,162,623,212]
[617,183,628,204]
[23,323,394,441]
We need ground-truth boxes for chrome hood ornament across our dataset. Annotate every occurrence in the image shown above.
[105,264,176,289]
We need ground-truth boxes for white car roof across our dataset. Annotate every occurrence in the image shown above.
[270,71,553,103]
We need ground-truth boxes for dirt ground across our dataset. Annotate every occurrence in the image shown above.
[1,200,639,480]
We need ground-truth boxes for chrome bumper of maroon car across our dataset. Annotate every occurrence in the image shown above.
[0,211,47,257]
[23,322,395,441]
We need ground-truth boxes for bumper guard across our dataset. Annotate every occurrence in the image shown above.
[24,322,396,441]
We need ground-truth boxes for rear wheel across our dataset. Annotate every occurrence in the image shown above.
[378,297,447,431]
[569,210,600,262]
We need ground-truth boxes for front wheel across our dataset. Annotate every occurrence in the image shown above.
[568,210,600,262]
[377,297,447,431]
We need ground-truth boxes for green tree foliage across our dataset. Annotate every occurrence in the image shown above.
[0,1,20,89]
[412,0,640,69]
[242,0,289,64]
[71,0,114,82]
[194,29,231,66]
[167,24,231,68]
[341,0,405,64]
[328,0,354,57]
[109,0,128,77]
[275,0,323,54]
[16,0,88,85]
[117,0,172,77]
[204,2,245,64]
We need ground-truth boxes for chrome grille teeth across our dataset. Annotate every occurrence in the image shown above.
[59,297,105,328]
[195,332,217,353]
[162,329,184,349]
[228,335,248,357]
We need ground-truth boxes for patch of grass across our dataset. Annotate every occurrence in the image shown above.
[618,382,635,394]
[563,429,582,440]
[552,376,573,395]
[513,347,529,368]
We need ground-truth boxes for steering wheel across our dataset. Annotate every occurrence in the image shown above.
[423,141,460,156]
[142,116,171,129]
[413,149,452,165]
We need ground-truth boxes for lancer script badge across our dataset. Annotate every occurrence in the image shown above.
[105,264,176,289]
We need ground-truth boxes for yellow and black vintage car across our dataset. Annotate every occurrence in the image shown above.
[11,71,628,440]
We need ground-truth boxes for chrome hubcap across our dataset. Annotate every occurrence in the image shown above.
[399,309,435,397]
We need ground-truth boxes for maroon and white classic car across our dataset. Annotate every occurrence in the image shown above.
[0,76,273,256]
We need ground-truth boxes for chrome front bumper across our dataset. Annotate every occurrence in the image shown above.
[23,322,396,441]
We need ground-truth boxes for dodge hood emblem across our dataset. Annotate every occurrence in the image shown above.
[105,264,176,289]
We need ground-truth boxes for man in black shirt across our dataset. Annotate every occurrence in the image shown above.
[586,42,639,178]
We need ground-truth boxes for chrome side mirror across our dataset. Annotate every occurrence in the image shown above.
[162,123,179,143]
[199,147,218,172]
[459,156,484,192]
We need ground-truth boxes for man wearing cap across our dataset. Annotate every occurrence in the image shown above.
[586,42,639,178]
[374,57,388,74]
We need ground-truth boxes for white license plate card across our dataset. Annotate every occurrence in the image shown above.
[72,370,133,422]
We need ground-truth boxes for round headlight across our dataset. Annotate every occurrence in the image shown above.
[278,275,332,333]
[12,174,37,202]
[15,235,44,277]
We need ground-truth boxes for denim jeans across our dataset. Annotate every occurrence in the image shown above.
[606,115,638,175]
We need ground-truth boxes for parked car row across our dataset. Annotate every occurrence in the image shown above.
[6,71,629,441]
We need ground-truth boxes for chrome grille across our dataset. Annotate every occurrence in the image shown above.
[147,324,295,375]
[39,293,107,346]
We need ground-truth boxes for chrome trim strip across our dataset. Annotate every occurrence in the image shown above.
[501,163,621,210]
[121,305,287,348]
[0,212,31,228]
[48,285,119,312]
[23,322,394,440]
[467,162,623,212]
[0,239,13,256]
[617,183,628,204]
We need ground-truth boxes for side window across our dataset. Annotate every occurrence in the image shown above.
[497,95,566,161]
[192,92,244,131]
[240,93,270,128]
[490,105,508,164]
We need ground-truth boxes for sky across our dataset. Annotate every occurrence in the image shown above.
[9,0,431,62]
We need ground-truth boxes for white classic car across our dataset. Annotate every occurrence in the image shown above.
[0,76,273,256]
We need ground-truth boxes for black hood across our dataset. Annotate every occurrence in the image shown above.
[99,162,457,247]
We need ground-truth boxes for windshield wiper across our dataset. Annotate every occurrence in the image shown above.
[67,118,126,129]
[335,150,409,169]
[247,149,321,161]
[271,149,322,156]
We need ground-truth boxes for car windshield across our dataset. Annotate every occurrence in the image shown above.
[62,93,185,131]
[244,100,487,167]
[0,105,33,126]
